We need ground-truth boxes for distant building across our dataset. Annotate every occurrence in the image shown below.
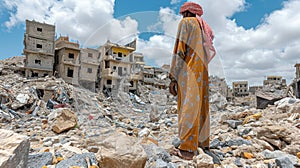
[263,76,286,86]
[98,40,137,96]
[294,64,300,98]
[295,64,300,79]
[79,48,100,92]
[54,36,80,85]
[249,86,263,94]
[143,66,155,86]
[232,81,249,97]
[24,20,55,78]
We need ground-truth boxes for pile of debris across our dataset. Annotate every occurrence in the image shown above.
[1,56,300,168]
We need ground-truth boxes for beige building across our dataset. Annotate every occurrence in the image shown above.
[263,76,286,86]
[54,36,80,85]
[232,81,249,97]
[98,40,137,95]
[24,20,55,78]
[79,48,100,92]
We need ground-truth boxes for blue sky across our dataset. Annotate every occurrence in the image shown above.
[1,0,299,86]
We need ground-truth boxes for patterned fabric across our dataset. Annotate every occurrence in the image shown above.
[170,17,210,153]
[180,2,216,63]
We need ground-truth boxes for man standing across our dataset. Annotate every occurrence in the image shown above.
[169,2,216,160]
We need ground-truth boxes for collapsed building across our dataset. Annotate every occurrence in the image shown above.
[24,20,55,78]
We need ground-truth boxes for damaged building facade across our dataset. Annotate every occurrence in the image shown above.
[232,81,249,97]
[24,20,55,78]
[98,40,138,95]
[79,48,100,92]
[54,36,80,85]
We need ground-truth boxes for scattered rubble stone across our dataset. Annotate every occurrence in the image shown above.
[0,129,30,168]
[51,109,78,134]
[27,152,53,168]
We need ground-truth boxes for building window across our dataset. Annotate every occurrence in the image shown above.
[118,52,122,57]
[88,53,93,58]
[124,67,127,72]
[107,80,112,85]
[68,53,74,59]
[105,61,110,68]
[36,44,42,48]
[87,68,92,73]
[35,59,41,65]
[67,68,74,78]
[113,66,116,70]
[130,81,134,87]
[113,52,117,55]
[37,27,42,32]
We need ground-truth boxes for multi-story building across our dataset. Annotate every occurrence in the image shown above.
[263,76,286,86]
[143,66,155,86]
[98,40,136,95]
[130,52,145,93]
[23,20,55,78]
[79,48,100,92]
[232,81,249,97]
[54,36,80,85]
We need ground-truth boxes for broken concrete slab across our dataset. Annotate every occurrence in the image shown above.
[0,129,30,168]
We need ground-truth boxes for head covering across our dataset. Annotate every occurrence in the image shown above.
[180,2,216,63]
[180,2,203,16]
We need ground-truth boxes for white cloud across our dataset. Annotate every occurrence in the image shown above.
[170,0,181,5]
[3,0,139,46]
[139,0,300,86]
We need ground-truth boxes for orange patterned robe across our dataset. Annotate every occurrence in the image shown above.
[170,17,210,153]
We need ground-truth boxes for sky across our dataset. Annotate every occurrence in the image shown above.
[0,0,300,86]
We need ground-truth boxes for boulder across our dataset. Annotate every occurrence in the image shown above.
[56,153,98,168]
[0,129,30,168]
[52,109,77,134]
[96,132,147,168]
[28,152,53,168]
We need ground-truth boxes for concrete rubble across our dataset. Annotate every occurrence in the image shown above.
[1,56,300,168]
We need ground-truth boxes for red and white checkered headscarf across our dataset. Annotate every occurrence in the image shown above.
[180,2,216,63]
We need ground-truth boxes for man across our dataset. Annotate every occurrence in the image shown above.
[169,2,216,160]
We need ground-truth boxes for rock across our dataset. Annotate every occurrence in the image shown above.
[262,150,298,165]
[256,125,291,144]
[28,152,53,168]
[297,152,300,159]
[225,138,251,147]
[138,128,150,137]
[0,129,30,168]
[155,159,168,168]
[275,156,294,168]
[237,126,252,136]
[193,148,214,168]
[56,153,98,168]
[234,158,243,167]
[172,137,180,148]
[243,152,253,159]
[142,143,171,163]
[149,104,160,122]
[52,109,78,134]
[96,132,147,168]
[226,120,243,129]
[210,138,224,149]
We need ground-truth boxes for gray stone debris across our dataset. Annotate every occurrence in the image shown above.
[0,129,30,168]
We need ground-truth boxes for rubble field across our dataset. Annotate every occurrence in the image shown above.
[1,57,300,168]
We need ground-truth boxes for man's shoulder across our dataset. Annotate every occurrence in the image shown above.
[181,17,198,24]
